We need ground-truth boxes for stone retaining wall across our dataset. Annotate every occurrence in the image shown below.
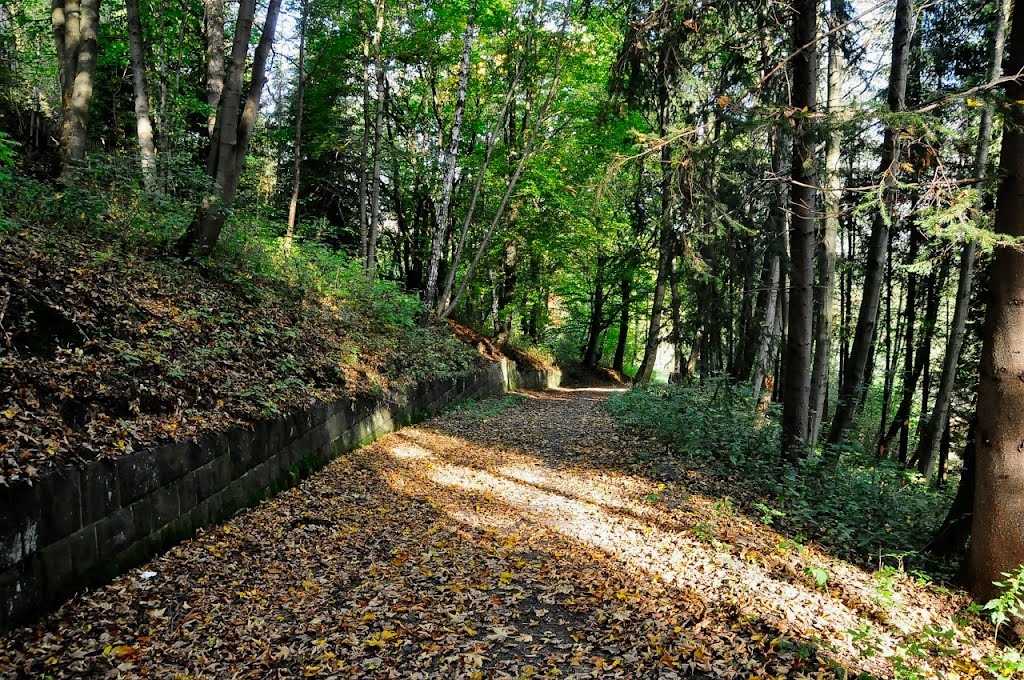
[0,358,560,632]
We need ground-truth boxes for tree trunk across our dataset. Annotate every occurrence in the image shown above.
[828,0,913,444]
[808,0,847,449]
[423,4,477,312]
[203,0,224,138]
[51,0,79,106]
[583,258,606,367]
[966,0,1024,602]
[439,7,571,318]
[285,0,309,244]
[635,138,674,384]
[897,231,920,462]
[356,6,371,260]
[925,420,976,557]
[779,0,818,461]
[917,0,1008,482]
[125,0,157,189]
[365,0,386,277]
[752,125,787,404]
[55,0,99,172]
[613,277,630,373]
[176,0,282,258]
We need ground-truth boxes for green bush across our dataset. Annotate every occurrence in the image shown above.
[607,378,955,568]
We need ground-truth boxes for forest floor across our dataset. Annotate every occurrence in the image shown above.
[0,388,1000,679]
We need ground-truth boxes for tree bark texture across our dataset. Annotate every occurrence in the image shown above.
[780,0,818,461]
[124,0,157,189]
[966,0,1024,602]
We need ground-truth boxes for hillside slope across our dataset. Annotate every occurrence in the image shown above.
[0,218,477,485]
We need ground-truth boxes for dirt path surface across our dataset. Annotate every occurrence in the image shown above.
[0,389,991,678]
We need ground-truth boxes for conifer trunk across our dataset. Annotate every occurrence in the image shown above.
[967,0,1024,602]
[808,0,847,448]
[780,0,818,461]
[828,0,913,444]
[917,0,1008,481]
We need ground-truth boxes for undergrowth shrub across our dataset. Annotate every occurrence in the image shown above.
[0,163,476,387]
[607,378,955,569]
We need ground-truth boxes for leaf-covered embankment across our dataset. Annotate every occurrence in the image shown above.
[0,204,478,485]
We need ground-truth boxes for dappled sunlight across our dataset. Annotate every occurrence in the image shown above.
[372,389,996,677]
[383,434,889,673]
[388,442,434,460]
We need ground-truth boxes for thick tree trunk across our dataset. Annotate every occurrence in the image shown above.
[424,4,477,312]
[828,0,913,444]
[125,0,157,189]
[55,0,99,172]
[285,0,309,243]
[967,0,1024,603]
[51,0,81,115]
[808,2,847,448]
[176,0,282,258]
[203,0,224,138]
[917,0,1008,482]
[365,0,386,277]
[779,0,818,461]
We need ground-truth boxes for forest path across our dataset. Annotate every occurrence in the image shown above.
[0,389,973,678]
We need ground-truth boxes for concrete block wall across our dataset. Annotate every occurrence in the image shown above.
[0,358,560,632]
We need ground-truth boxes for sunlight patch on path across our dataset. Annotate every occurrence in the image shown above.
[379,389,989,678]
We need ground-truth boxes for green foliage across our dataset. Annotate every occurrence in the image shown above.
[606,379,955,568]
[984,565,1024,639]
[0,131,17,185]
[804,565,830,589]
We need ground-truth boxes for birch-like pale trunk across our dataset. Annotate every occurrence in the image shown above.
[437,0,540,313]
[203,0,225,138]
[124,0,157,190]
[752,125,787,405]
[365,0,386,278]
[285,0,309,244]
[438,1,571,318]
[423,3,478,311]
